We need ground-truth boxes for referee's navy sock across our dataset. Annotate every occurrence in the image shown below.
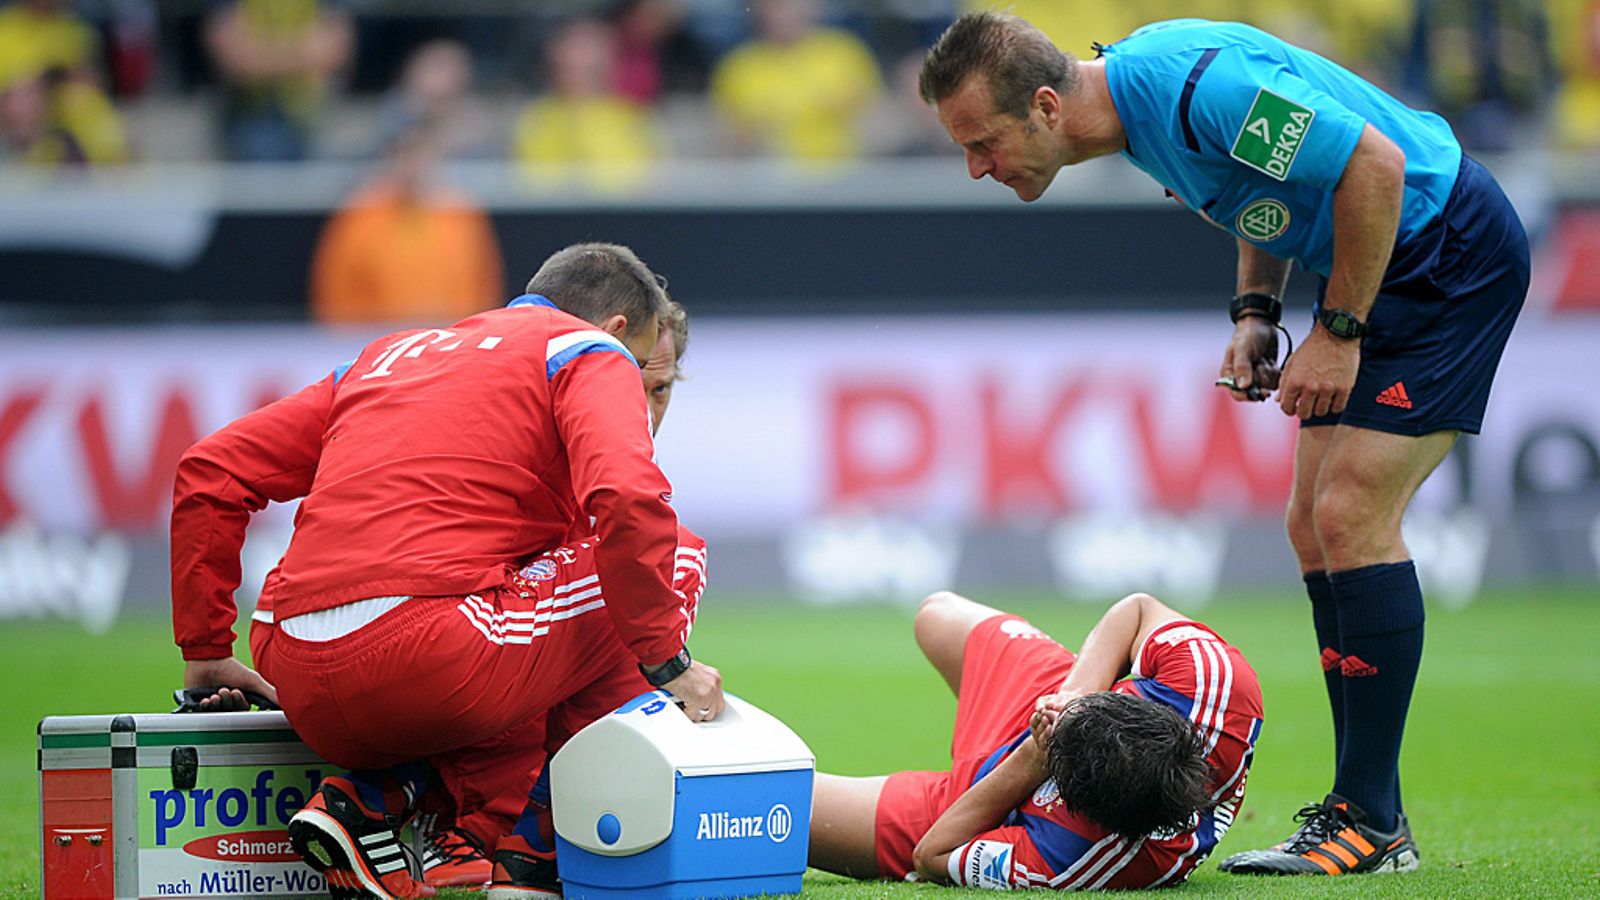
[1304,570,1345,766]
[1329,561,1425,834]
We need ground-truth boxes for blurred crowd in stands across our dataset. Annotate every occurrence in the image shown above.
[2,0,1596,322]
[2,0,1597,172]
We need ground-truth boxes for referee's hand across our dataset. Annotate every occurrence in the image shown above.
[1219,318,1281,402]
[1277,327,1359,419]
[663,660,724,722]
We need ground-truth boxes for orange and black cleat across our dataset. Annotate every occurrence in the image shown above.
[420,825,492,889]
[1218,793,1419,876]
[287,776,436,899]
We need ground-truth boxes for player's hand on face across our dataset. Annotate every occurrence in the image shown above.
[1219,318,1281,402]
[664,660,724,722]
[1030,690,1081,751]
[1029,707,1056,753]
[1276,326,1360,419]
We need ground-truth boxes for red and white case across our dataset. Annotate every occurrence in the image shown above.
[39,711,331,899]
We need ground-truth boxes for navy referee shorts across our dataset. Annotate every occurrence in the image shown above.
[1305,155,1530,436]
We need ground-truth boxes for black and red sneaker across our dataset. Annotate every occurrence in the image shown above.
[1218,793,1419,876]
[487,834,561,899]
[287,776,436,899]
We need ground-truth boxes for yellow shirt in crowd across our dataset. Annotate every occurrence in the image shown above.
[711,28,882,163]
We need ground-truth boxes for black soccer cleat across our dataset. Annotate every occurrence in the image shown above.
[487,834,562,899]
[1218,793,1419,876]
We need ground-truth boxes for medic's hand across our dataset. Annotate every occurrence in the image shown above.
[663,660,724,722]
[182,658,279,711]
[1219,318,1282,402]
[1277,326,1360,419]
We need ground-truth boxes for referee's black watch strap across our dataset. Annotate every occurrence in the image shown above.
[1317,307,1369,339]
[641,647,692,687]
[1230,292,1282,324]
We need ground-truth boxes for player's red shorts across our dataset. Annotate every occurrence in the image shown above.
[259,541,649,837]
[874,615,1076,879]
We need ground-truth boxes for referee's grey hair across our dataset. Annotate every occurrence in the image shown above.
[526,243,669,340]
[920,12,1080,118]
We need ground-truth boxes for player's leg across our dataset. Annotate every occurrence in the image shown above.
[1286,425,1349,766]
[914,590,1009,694]
[809,774,891,878]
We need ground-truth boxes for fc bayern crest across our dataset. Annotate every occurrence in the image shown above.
[1031,778,1060,808]
[519,559,558,582]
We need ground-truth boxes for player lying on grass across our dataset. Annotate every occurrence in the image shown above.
[809,590,1262,891]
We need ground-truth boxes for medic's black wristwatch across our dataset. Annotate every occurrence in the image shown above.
[1318,307,1369,339]
[641,647,692,686]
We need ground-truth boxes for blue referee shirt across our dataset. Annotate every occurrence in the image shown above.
[1101,19,1461,277]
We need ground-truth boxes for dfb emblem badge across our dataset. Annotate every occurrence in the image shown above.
[1237,198,1290,242]
[519,559,558,582]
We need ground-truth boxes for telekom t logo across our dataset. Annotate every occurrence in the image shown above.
[362,330,505,380]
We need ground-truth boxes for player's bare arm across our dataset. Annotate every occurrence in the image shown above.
[911,737,1048,883]
[1277,124,1405,419]
[1034,592,1186,729]
[1221,240,1294,400]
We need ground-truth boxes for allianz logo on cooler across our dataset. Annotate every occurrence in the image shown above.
[694,803,792,843]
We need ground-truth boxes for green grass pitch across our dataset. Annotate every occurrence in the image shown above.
[4,586,1597,898]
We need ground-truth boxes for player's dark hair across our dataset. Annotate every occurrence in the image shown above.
[919,12,1079,118]
[526,243,667,340]
[1047,691,1212,838]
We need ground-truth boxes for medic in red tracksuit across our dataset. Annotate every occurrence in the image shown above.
[171,295,695,820]
[874,616,1263,890]
[244,526,710,852]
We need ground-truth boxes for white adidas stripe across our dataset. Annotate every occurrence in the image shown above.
[1058,836,1131,889]
[1149,832,1200,888]
[1087,837,1145,889]
[462,592,605,627]
[554,574,599,596]
[456,594,608,646]
[1050,834,1124,887]
[1201,641,1234,757]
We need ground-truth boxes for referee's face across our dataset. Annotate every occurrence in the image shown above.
[938,77,1060,202]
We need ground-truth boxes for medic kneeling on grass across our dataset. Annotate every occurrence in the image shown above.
[170,243,722,900]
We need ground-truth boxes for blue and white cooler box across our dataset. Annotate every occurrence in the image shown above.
[551,692,814,899]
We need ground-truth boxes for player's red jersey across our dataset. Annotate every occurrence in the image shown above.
[172,297,688,668]
[946,620,1263,891]
[876,616,1263,890]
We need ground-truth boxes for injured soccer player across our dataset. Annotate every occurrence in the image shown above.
[808,591,1263,891]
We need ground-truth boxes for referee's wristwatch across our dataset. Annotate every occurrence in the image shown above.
[1317,307,1369,340]
[1229,291,1282,324]
[640,647,692,687]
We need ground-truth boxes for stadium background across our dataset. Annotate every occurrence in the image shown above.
[1,0,1597,896]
